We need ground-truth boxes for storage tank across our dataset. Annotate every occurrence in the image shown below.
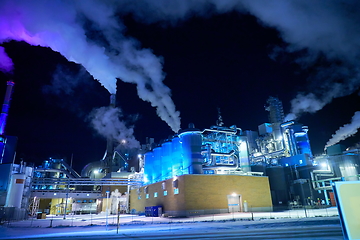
[179,126,203,174]
[239,139,250,173]
[171,136,183,176]
[144,151,154,184]
[153,147,162,182]
[5,173,26,208]
[162,141,173,180]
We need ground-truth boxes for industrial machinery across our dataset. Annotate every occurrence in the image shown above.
[142,97,321,207]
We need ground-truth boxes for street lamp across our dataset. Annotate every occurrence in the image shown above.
[106,191,110,230]
[294,164,307,218]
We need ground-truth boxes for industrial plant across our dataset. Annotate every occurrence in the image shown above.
[0,81,359,220]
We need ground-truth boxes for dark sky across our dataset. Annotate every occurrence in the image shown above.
[1,1,360,172]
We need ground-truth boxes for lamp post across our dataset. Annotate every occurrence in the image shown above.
[106,190,110,230]
[294,164,307,218]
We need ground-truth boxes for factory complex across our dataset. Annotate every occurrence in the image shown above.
[1,81,359,220]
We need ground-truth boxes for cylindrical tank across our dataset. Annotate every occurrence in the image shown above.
[153,147,162,182]
[172,136,183,176]
[5,173,26,208]
[239,139,250,173]
[144,151,154,184]
[162,141,173,180]
[180,130,203,174]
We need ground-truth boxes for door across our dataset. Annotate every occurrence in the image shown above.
[227,194,241,212]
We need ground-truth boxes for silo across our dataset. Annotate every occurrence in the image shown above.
[5,173,26,208]
[171,136,183,176]
[162,141,173,180]
[238,139,250,173]
[153,146,162,182]
[179,130,203,174]
[144,151,154,184]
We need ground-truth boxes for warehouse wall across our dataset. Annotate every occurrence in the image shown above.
[130,174,272,217]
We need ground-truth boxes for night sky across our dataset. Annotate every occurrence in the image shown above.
[1,1,360,172]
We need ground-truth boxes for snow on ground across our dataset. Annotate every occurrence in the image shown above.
[0,207,340,239]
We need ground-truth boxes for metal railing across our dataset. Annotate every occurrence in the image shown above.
[32,177,143,187]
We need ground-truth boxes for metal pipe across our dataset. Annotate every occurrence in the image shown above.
[110,94,116,107]
[202,129,237,135]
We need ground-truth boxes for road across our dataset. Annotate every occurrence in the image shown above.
[0,218,343,240]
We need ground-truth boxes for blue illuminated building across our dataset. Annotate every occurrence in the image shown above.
[142,97,321,207]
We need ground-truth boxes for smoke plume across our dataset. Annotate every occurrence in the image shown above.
[2,0,360,142]
[115,0,360,116]
[0,0,180,132]
[0,46,13,73]
[326,111,360,148]
[90,106,140,149]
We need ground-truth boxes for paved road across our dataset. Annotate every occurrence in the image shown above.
[0,219,343,240]
[41,226,342,240]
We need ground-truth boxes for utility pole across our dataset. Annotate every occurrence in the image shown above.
[295,165,307,218]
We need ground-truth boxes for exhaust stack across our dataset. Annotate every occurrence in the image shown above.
[110,93,116,107]
[104,93,116,171]
[0,81,15,135]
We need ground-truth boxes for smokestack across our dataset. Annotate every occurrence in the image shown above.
[0,81,15,135]
[104,93,116,171]
[110,93,116,107]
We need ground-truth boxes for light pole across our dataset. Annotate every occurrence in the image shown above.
[106,190,110,230]
[63,181,70,219]
[294,164,307,218]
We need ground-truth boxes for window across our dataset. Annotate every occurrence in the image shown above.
[163,190,168,196]
[154,192,158,198]
[146,194,149,199]
[161,182,166,190]
[144,187,149,194]
[173,179,178,188]
[174,188,179,194]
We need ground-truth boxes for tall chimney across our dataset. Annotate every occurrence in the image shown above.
[0,81,15,135]
[104,93,116,171]
[110,93,116,107]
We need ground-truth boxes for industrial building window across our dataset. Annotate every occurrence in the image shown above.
[146,194,149,199]
[144,186,149,194]
[138,195,141,200]
[174,188,179,194]
[163,190,168,196]
[161,182,166,190]
[154,192,158,198]
[173,179,178,188]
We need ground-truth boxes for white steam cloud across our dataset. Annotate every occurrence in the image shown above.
[326,112,360,148]
[0,46,13,73]
[2,0,360,145]
[0,0,180,132]
[117,0,360,117]
[90,106,140,149]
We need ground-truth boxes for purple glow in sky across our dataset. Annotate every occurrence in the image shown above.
[0,0,181,133]
[2,0,360,147]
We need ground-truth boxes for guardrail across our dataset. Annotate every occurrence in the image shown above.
[32,177,143,186]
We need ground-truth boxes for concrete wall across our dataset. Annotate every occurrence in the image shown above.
[130,174,272,217]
